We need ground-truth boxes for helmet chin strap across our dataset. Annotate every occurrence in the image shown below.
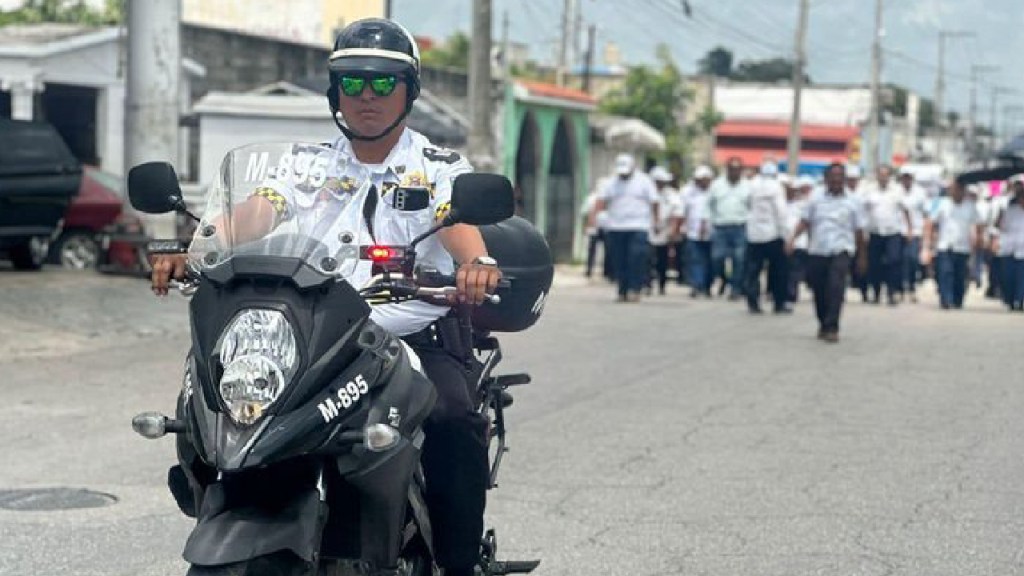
[333,102,412,142]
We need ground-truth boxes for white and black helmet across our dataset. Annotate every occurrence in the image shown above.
[327,18,421,140]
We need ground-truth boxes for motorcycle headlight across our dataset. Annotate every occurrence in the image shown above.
[217,309,298,425]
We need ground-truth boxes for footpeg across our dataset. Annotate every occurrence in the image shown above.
[487,560,540,575]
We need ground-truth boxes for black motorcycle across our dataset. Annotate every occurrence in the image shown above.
[129,143,553,576]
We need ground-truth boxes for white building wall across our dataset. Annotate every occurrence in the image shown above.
[714,85,873,126]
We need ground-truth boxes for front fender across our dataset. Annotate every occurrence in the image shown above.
[183,479,326,566]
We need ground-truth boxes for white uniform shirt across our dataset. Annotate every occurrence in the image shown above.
[746,176,788,243]
[999,203,1024,258]
[682,183,711,241]
[929,197,980,254]
[598,172,659,232]
[322,129,468,336]
[863,181,907,236]
[708,177,751,226]
[581,187,609,236]
[649,187,681,246]
[900,184,929,238]
[786,198,810,251]
[801,188,866,256]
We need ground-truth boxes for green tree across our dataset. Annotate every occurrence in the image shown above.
[0,0,122,25]
[599,44,693,172]
[697,46,733,78]
[731,57,809,84]
[420,31,470,71]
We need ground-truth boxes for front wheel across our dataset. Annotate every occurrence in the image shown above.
[186,551,313,576]
[50,231,100,270]
[9,237,48,270]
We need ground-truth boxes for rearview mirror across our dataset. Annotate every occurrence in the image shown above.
[128,162,186,215]
[447,173,515,226]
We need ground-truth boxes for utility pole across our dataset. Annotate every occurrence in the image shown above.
[786,0,810,177]
[934,30,972,163]
[501,10,510,81]
[468,0,495,171]
[990,86,1017,152]
[582,24,596,93]
[556,0,576,86]
[384,0,392,19]
[866,0,883,175]
[125,0,181,239]
[968,64,997,159]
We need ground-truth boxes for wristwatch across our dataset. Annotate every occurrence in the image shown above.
[472,255,498,267]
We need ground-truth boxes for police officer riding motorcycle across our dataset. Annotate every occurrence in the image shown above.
[140,18,551,576]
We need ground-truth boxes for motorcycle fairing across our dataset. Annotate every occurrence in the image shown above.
[183,462,326,566]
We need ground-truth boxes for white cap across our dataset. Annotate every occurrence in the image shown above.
[614,153,635,176]
[693,165,713,179]
[796,175,815,189]
[845,164,862,179]
[650,165,673,182]
[760,161,779,177]
[778,173,792,186]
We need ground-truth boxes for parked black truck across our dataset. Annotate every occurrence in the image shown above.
[0,118,82,270]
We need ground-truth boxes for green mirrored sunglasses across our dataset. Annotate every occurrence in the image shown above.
[339,75,399,97]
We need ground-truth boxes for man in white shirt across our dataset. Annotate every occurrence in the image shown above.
[709,156,752,300]
[898,167,929,302]
[590,153,660,302]
[994,178,1024,311]
[863,165,911,305]
[744,161,790,313]
[648,166,680,295]
[922,180,984,309]
[786,175,814,303]
[786,162,868,343]
[678,165,714,297]
[581,178,611,281]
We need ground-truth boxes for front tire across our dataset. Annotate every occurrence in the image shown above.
[10,237,48,270]
[185,551,313,576]
[50,231,100,270]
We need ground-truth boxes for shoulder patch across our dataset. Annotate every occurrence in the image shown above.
[423,147,461,164]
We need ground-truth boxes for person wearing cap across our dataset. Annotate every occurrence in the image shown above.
[786,162,868,343]
[994,178,1024,310]
[863,164,912,305]
[785,175,814,303]
[679,165,715,297]
[921,180,985,309]
[647,166,681,295]
[709,156,752,300]
[151,19,501,576]
[590,153,660,302]
[581,177,611,281]
[845,163,871,301]
[897,167,929,303]
[744,161,791,313]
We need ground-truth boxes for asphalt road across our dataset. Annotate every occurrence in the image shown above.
[1,266,1023,576]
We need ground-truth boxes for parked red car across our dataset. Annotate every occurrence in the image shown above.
[49,166,150,275]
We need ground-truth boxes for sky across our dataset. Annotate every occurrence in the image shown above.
[394,0,1024,129]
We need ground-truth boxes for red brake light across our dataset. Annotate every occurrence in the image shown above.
[368,246,395,262]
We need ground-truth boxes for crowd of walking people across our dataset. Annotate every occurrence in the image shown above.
[584,153,1024,342]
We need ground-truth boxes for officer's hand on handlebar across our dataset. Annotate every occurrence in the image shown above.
[455,261,502,306]
[150,254,189,296]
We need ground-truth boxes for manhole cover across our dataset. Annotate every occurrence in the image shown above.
[0,488,118,511]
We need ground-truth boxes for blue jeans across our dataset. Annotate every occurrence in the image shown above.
[686,240,712,293]
[1000,256,1024,310]
[902,236,922,293]
[711,224,746,297]
[868,233,903,300]
[607,230,650,296]
[935,250,969,308]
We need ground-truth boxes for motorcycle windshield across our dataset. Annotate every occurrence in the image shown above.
[188,142,373,280]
